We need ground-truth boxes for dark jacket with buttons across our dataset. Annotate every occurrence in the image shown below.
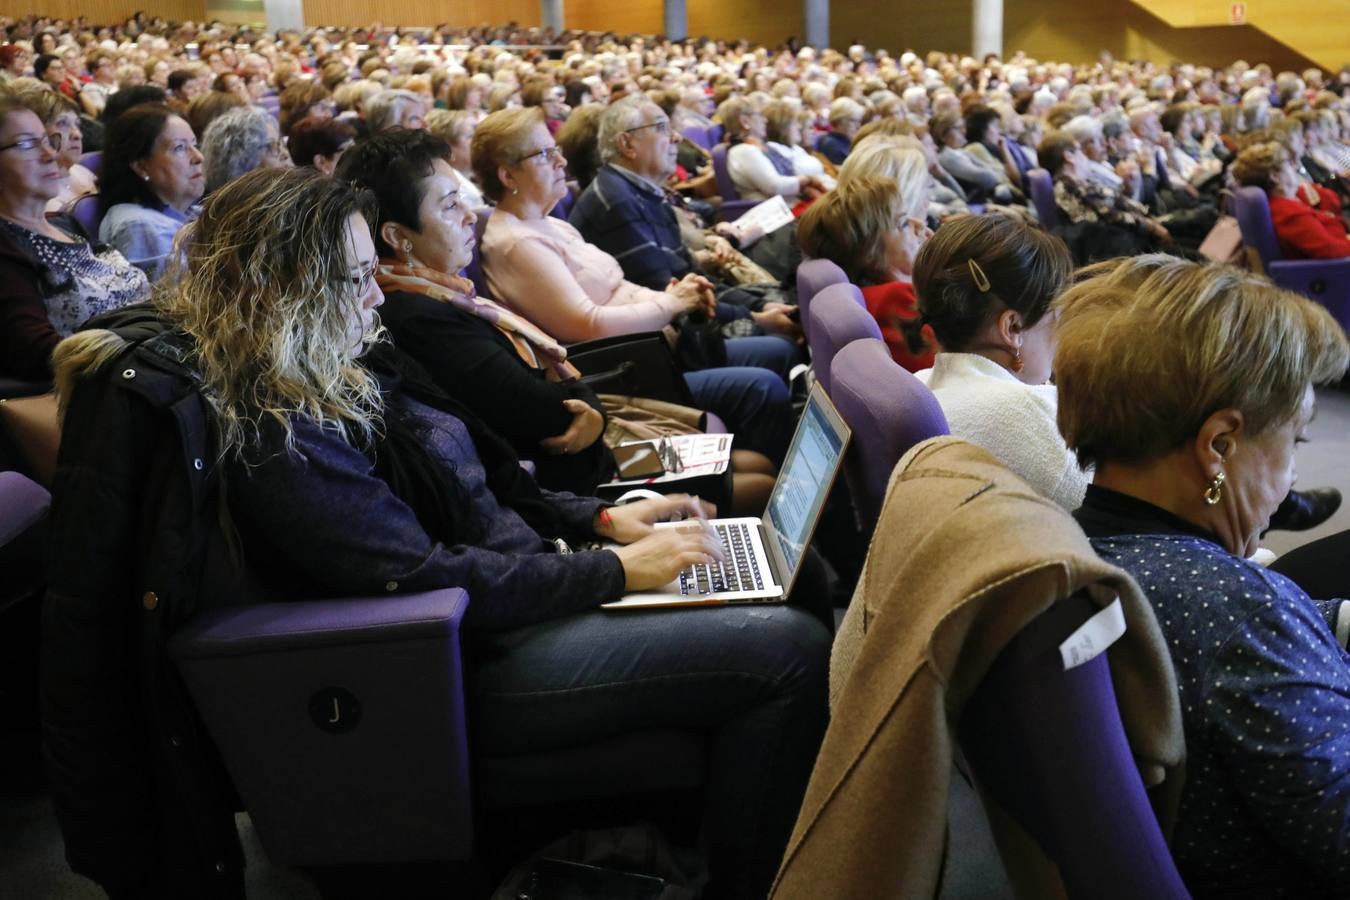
[569,163,695,291]
[43,309,623,897]
[43,304,245,899]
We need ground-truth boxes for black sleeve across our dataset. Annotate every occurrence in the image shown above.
[380,292,596,448]
[42,368,160,892]
[0,251,61,380]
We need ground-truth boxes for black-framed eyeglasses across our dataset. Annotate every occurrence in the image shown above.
[625,119,671,136]
[0,134,53,154]
[517,144,565,164]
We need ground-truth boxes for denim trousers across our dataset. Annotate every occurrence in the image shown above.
[683,336,796,464]
[467,603,831,899]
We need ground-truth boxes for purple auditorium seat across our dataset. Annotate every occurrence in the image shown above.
[828,339,948,532]
[550,182,578,220]
[77,150,102,177]
[1232,186,1350,327]
[169,588,476,864]
[709,144,757,223]
[961,592,1191,900]
[708,123,724,145]
[1027,168,1060,230]
[805,283,878,396]
[794,257,849,341]
[680,125,712,150]
[464,208,492,299]
[0,470,49,550]
[68,193,102,240]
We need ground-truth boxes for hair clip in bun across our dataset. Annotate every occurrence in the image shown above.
[968,259,992,292]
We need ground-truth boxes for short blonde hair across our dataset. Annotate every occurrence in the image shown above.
[1230,141,1287,193]
[797,175,907,283]
[717,95,756,140]
[762,99,805,145]
[426,108,476,146]
[837,139,929,218]
[471,106,546,202]
[828,97,865,127]
[1055,255,1349,469]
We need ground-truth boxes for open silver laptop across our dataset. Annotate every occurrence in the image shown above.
[604,384,851,609]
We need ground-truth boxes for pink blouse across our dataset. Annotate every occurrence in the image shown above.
[481,209,686,343]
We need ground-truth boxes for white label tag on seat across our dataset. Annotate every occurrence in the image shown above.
[1058,597,1126,671]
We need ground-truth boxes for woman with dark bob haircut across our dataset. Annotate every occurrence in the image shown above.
[1058,255,1350,897]
[335,128,613,494]
[98,103,204,279]
[900,213,1085,508]
[52,165,829,900]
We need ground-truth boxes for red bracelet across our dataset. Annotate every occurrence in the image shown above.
[598,507,613,531]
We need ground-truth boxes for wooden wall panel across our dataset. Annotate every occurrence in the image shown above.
[0,0,205,24]
[1004,0,1314,71]
[687,0,801,49]
[298,0,538,29]
[565,0,662,37]
[832,1,972,58]
[3,0,1327,74]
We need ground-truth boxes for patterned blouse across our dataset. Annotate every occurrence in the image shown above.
[1077,486,1350,898]
[1053,174,1156,236]
[1,219,150,337]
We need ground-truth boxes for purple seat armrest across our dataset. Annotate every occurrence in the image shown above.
[171,588,470,657]
[169,588,474,866]
[0,470,49,546]
[716,198,759,223]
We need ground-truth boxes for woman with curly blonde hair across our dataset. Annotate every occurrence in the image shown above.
[144,166,829,900]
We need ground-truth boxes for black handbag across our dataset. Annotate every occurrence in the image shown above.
[670,309,728,372]
[568,332,696,406]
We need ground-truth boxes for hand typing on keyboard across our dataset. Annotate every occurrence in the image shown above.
[613,524,726,592]
[679,522,764,596]
[595,493,718,544]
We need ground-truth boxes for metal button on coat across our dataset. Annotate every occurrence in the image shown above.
[121,368,136,379]
[384,580,398,592]
[142,591,158,610]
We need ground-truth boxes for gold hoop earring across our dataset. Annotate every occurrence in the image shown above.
[1203,471,1226,506]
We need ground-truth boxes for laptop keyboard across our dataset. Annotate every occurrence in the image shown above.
[678,522,765,595]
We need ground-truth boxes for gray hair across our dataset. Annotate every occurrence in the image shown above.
[1064,114,1104,144]
[1100,110,1130,140]
[597,94,655,164]
[202,106,277,195]
[365,88,423,132]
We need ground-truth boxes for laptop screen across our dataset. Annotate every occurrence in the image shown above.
[765,386,850,582]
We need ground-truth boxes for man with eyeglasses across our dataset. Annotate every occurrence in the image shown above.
[571,94,804,355]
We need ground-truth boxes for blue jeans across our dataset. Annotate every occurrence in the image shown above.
[467,604,830,899]
[684,336,796,464]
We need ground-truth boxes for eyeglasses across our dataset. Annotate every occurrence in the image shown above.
[345,261,378,296]
[517,144,565,164]
[897,216,928,237]
[0,134,53,154]
[625,119,671,136]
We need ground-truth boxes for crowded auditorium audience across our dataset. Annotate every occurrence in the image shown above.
[5,13,1350,898]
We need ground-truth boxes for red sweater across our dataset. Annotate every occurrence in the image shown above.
[860,281,936,373]
[1269,195,1350,260]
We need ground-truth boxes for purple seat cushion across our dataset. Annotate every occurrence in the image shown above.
[807,284,877,396]
[829,339,948,531]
